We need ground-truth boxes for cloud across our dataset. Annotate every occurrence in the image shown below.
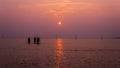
[19,0,100,18]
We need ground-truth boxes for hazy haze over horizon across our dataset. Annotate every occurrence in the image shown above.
[0,0,120,38]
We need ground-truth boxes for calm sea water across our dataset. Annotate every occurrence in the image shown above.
[0,38,120,68]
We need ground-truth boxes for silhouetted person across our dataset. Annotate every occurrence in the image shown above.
[37,37,40,44]
[28,37,31,44]
[34,37,37,44]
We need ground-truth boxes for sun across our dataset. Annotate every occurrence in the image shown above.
[58,21,62,25]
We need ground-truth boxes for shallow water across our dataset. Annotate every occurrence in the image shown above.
[0,38,120,68]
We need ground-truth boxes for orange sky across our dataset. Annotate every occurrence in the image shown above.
[0,0,120,38]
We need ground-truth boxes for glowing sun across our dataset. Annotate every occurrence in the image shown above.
[58,21,62,25]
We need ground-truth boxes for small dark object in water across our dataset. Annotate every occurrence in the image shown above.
[37,37,40,44]
[28,37,31,44]
[34,37,37,44]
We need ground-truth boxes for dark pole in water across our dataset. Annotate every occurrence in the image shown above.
[101,35,103,40]
[56,34,58,39]
[74,34,78,40]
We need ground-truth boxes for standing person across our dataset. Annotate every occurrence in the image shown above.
[34,37,37,44]
[37,37,40,44]
[28,37,31,44]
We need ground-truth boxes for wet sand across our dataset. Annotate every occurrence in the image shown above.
[0,39,120,68]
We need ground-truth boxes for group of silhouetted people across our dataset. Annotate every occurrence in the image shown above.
[28,37,40,44]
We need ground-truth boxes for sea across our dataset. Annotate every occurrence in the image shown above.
[0,38,120,68]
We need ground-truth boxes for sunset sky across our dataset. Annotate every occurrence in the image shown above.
[0,0,120,38]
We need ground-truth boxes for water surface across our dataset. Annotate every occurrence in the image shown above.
[0,38,120,68]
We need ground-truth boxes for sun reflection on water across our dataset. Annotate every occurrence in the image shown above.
[54,38,67,68]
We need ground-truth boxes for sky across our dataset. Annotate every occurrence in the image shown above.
[0,0,120,38]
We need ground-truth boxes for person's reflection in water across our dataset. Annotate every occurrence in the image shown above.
[54,38,67,68]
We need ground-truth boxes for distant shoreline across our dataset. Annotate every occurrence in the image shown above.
[0,37,120,39]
